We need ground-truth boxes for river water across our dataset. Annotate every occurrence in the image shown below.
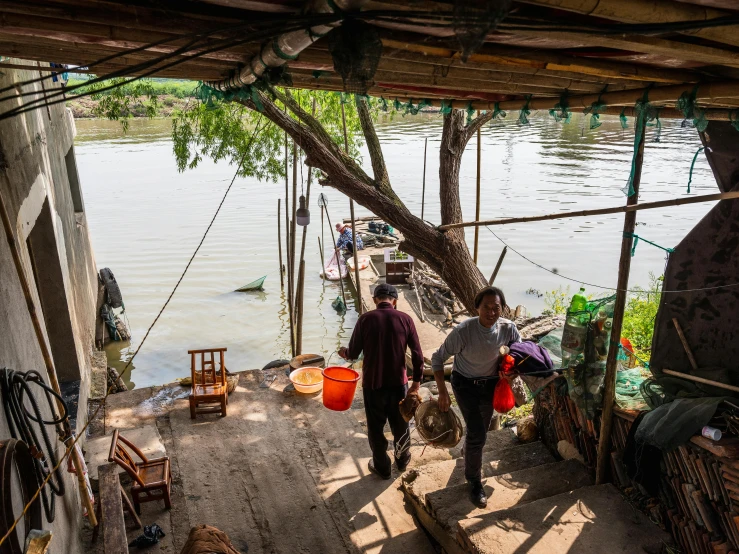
[75,113,714,389]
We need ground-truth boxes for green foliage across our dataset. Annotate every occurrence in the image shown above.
[543,286,571,315]
[622,273,663,362]
[69,77,198,99]
[78,78,163,131]
[171,88,369,183]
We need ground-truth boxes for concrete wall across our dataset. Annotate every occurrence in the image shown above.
[651,121,739,382]
[0,61,98,553]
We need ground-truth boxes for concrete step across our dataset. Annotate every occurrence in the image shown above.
[456,483,671,554]
[449,427,519,459]
[425,459,594,539]
[402,441,555,509]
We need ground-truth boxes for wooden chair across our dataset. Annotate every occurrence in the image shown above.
[188,348,228,419]
[108,429,172,514]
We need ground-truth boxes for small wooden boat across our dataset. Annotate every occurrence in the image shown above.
[347,255,370,271]
[235,275,266,292]
[321,252,348,281]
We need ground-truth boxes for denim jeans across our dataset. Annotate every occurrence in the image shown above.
[451,372,496,483]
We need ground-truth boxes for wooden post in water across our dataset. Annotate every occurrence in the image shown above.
[596,112,648,485]
[474,112,481,264]
[277,199,284,289]
[341,101,362,314]
[421,137,428,221]
[296,97,316,348]
[291,141,298,323]
[284,131,295,357]
[318,236,325,273]
[489,246,507,285]
[0,189,97,526]
[295,260,305,355]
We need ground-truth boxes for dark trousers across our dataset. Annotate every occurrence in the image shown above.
[451,372,495,483]
[363,384,410,476]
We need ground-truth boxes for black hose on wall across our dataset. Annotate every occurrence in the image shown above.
[0,369,68,522]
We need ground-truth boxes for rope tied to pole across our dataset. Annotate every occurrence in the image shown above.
[677,84,708,132]
[622,232,675,257]
[623,88,654,197]
[548,89,571,124]
[518,95,532,125]
[687,146,706,193]
[492,102,506,121]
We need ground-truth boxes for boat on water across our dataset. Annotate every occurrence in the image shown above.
[347,255,370,271]
[321,251,348,281]
[235,275,267,292]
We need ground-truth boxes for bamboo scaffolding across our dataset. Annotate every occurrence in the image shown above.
[0,189,96,526]
[438,191,739,231]
[596,108,647,485]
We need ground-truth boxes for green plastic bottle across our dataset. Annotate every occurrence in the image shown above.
[569,287,587,313]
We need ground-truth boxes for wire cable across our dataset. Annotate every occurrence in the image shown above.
[486,226,739,294]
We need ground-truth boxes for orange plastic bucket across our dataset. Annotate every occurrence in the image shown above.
[322,366,360,411]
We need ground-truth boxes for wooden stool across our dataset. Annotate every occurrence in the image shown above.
[188,348,228,418]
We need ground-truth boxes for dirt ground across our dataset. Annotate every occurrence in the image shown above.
[82,370,436,554]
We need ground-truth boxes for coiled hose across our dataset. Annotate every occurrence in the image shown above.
[0,368,68,522]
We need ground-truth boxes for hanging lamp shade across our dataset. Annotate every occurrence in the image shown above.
[296,195,310,226]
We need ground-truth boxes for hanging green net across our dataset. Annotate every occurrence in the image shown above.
[440,99,453,115]
[677,85,708,133]
[405,99,431,115]
[687,145,705,193]
[619,108,628,129]
[730,109,739,132]
[466,102,475,125]
[492,102,506,120]
[518,95,531,125]
[623,90,658,197]
[615,367,649,411]
[647,108,662,143]
[548,91,571,123]
[195,82,266,112]
[584,100,607,130]
[378,97,389,112]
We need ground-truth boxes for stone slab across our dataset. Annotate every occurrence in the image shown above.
[426,459,594,535]
[403,441,555,508]
[457,484,671,554]
[85,424,166,482]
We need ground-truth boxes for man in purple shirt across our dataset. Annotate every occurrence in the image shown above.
[339,283,423,479]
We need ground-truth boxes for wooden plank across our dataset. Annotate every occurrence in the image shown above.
[692,435,739,458]
[99,463,128,554]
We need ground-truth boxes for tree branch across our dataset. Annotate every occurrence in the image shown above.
[355,95,390,188]
[464,110,496,142]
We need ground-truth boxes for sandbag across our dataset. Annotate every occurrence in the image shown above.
[180,524,242,554]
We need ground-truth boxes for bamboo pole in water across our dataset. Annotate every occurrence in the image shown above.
[341,101,363,315]
[596,110,647,485]
[489,246,507,286]
[474,113,481,264]
[296,97,316,350]
[324,208,347,306]
[277,199,284,289]
[318,236,325,273]
[295,260,305,355]
[284,131,295,357]
[291,141,298,324]
[421,137,428,221]
[438,191,739,231]
[0,189,97,526]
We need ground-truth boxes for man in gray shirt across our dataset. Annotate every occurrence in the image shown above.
[431,286,520,508]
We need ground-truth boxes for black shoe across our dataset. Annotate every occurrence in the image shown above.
[395,455,411,472]
[469,480,487,508]
[368,460,391,480]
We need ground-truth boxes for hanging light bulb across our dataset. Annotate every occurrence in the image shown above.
[296,195,310,226]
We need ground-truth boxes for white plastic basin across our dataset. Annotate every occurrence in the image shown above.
[289,367,324,394]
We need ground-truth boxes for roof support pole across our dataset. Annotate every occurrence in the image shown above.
[595,106,647,485]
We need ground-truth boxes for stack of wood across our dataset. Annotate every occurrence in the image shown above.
[535,381,739,553]
[407,262,466,324]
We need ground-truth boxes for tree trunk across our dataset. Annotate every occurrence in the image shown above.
[237,90,492,312]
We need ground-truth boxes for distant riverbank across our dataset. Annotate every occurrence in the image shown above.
[66,94,190,119]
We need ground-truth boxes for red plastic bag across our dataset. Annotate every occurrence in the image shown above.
[493,378,516,413]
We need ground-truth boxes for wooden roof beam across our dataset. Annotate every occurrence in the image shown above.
[518,0,739,49]
[380,37,702,84]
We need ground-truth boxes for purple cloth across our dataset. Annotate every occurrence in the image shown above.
[509,341,554,375]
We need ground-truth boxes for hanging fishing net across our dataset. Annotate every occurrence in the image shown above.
[549,91,571,124]
[415,399,463,448]
[453,0,512,61]
[328,19,382,95]
[677,85,708,133]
